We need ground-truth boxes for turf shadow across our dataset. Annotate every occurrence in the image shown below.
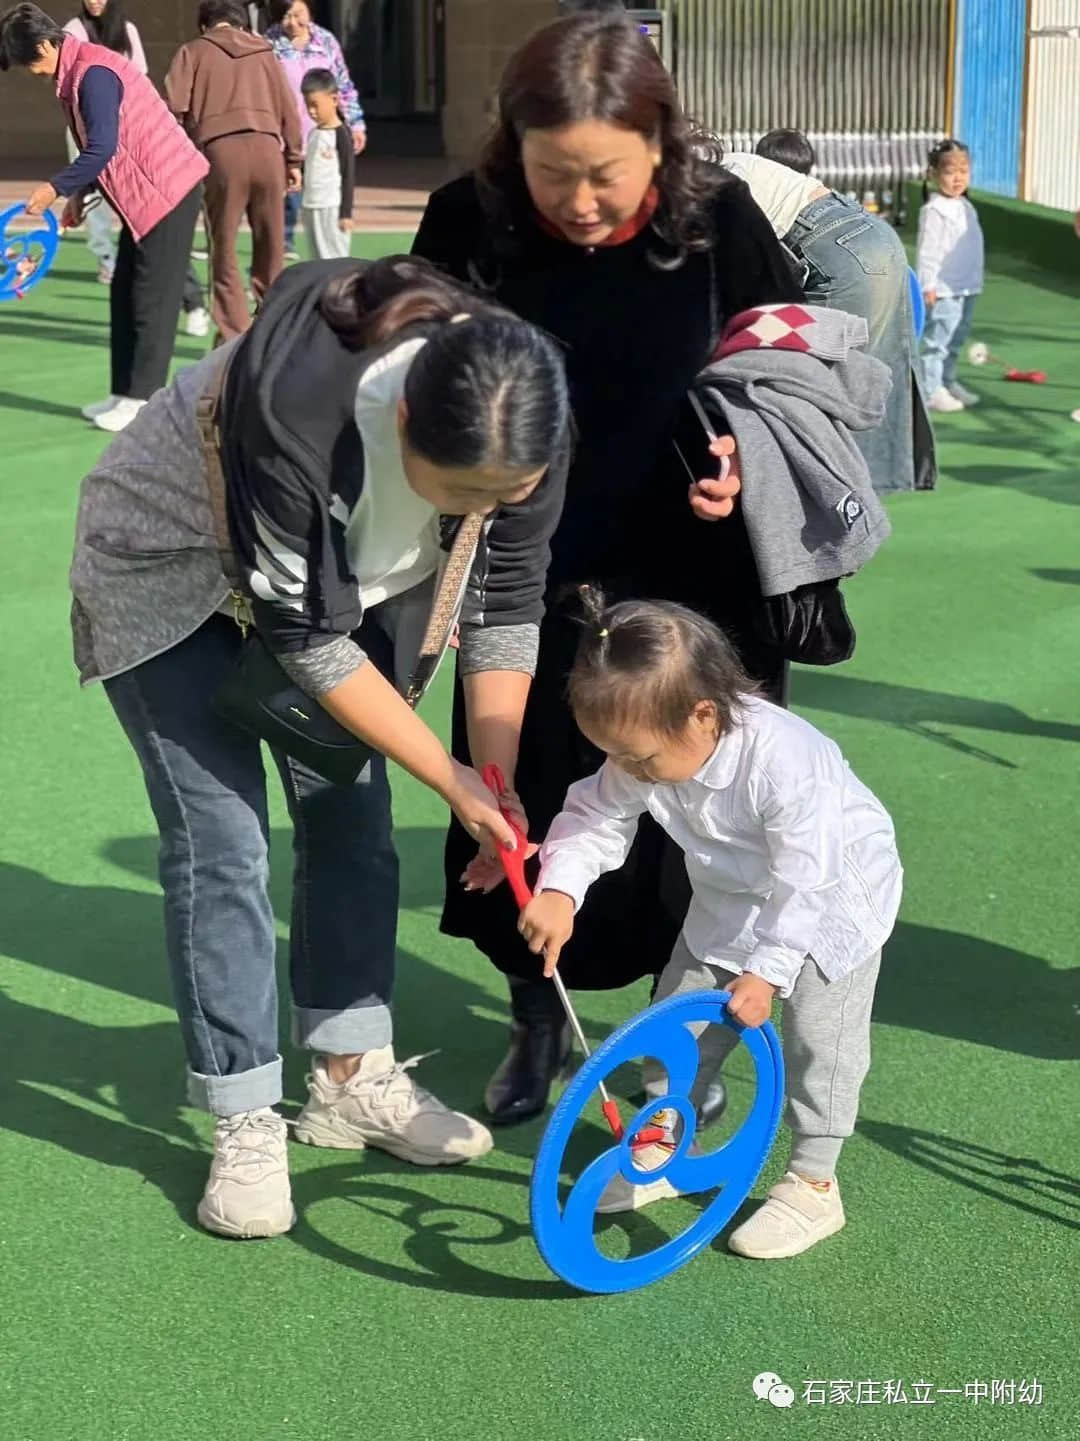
[858,1119,1080,1231]
[792,670,1080,761]
[943,462,1080,505]
[4,308,107,330]
[0,987,207,1222]
[0,319,112,349]
[288,1156,580,1300]
[978,256,1080,304]
[875,922,1079,1060]
[1030,568,1080,586]
[0,388,89,420]
[288,1150,720,1300]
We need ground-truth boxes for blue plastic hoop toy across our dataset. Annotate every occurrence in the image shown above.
[531,990,784,1294]
[0,204,59,301]
[907,266,925,340]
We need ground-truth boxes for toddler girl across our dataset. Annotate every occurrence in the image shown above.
[917,139,984,413]
[520,592,903,1259]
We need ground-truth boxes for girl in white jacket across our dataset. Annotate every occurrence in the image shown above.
[516,589,902,1259]
[917,139,985,413]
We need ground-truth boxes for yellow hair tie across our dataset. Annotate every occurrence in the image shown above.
[598,628,609,639]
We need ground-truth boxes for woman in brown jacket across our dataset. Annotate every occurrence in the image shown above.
[165,0,301,339]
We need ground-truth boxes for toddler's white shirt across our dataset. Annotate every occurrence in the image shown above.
[539,697,902,997]
[916,194,985,296]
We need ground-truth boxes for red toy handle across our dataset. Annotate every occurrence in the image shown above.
[481,764,534,910]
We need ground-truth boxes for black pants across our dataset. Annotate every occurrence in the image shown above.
[182,261,204,314]
[111,184,202,400]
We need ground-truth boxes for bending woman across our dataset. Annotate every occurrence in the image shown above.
[70,256,570,1238]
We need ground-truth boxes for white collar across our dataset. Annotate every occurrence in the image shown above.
[353,336,427,455]
[690,703,752,790]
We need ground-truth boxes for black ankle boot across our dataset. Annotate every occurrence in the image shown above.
[483,976,572,1125]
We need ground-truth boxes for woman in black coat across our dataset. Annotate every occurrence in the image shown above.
[412,10,803,1123]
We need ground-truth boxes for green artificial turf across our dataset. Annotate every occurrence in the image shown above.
[1,232,1078,1441]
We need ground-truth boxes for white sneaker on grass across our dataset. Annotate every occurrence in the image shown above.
[93,397,146,433]
[197,1108,295,1240]
[928,387,965,413]
[948,382,980,406]
[81,394,116,419]
[184,306,210,338]
[727,1171,845,1259]
[294,1047,493,1165]
[595,1137,703,1214]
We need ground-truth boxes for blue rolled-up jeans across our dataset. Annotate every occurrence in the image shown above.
[785,193,928,493]
[104,581,432,1117]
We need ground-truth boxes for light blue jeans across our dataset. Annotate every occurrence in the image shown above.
[921,294,978,396]
[786,193,933,493]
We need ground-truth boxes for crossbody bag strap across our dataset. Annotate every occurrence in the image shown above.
[405,511,485,706]
[195,348,242,592]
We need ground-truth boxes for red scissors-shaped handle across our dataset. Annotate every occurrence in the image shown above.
[480,763,670,1148]
[481,764,533,910]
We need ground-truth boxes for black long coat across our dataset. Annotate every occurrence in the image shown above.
[412,172,802,988]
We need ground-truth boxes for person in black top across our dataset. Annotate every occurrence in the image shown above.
[412,10,804,1124]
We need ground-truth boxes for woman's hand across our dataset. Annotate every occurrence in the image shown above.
[444,758,519,852]
[286,166,302,193]
[24,183,58,218]
[461,780,537,892]
[61,192,87,230]
[725,972,778,1028]
[689,435,742,521]
[923,289,937,308]
[352,125,367,155]
[519,891,576,977]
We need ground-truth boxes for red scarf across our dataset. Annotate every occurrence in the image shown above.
[535,185,660,247]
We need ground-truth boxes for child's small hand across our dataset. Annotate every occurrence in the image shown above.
[923,289,937,308]
[725,972,778,1028]
[519,891,576,977]
[339,217,353,233]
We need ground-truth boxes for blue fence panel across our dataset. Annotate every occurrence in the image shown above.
[954,0,1027,196]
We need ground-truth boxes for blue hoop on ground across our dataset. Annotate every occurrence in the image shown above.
[531,990,784,1294]
[908,267,925,339]
[0,205,59,301]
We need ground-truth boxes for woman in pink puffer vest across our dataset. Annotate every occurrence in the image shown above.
[0,3,209,432]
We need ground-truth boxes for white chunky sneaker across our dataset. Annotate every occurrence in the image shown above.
[728,1171,845,1259]
[197,1108,295,1240]
[948,382,980,406]
[927,386,964,413]
[184,306,210,338]
[595,1138,703,1214]
[93,397,146,433]
[81,394,116,420]
[294,1048,493,1165]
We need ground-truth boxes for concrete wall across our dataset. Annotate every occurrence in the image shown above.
[441,0,556,162]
